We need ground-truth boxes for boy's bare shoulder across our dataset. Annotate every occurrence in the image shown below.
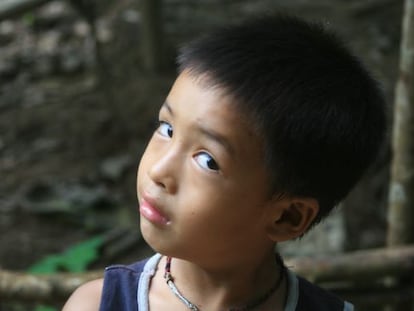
[62,278,103,311]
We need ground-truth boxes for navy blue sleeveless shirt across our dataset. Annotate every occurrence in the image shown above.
[99,254,354,311]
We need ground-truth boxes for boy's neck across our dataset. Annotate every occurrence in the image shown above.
[159,251,287,311]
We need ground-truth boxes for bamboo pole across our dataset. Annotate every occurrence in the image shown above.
[286,245,414,284]
[0,270,102,304]
[387,0,414,246]
[1,245,414,304]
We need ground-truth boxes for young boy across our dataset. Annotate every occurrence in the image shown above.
[63,14,386,311]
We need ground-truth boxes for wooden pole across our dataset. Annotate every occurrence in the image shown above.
[286,245,414,284]
[1,245,414,304]
[387,0,414,246]
[0,270,102,304]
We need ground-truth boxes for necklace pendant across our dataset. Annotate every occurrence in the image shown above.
[188,304,199,311]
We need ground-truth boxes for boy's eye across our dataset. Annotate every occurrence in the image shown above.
[194,152,220,171]
[158,121,173,138]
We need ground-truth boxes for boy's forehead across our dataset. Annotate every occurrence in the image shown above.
[167,71,263,153]
[171,71,255,130]
[175,70,227,97]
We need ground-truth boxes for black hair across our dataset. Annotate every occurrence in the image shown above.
[177,14,387,225]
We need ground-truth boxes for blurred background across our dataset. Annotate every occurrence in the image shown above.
[0,0,405,310]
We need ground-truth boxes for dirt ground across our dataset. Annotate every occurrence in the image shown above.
[0,0,405,307]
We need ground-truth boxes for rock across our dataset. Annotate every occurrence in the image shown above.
[100,155,133,182]
[0,21,16,46]
[59,44,84,74]
[0,57,19,81]
[31,53,58,77]
[18,180,117,215]
[33,0,75,30]
[37,30,60,54]
[31,137,59,153]
[73,20,90,38]
[22,86,46,107]
[0,73,29,109]
[121,9,140,24]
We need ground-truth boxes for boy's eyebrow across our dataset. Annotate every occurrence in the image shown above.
[197,125,236,157]
[162,101,174,116]
[162,101,235,157]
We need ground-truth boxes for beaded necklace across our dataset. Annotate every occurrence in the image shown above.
[163,256,285,311]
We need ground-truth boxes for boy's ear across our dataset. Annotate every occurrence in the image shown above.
[265,196,319,242]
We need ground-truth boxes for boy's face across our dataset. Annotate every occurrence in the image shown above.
[137,71,277,267]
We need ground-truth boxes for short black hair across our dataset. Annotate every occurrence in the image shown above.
[177,14,386,225]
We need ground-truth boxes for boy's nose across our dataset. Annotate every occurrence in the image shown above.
[147,150,178,194]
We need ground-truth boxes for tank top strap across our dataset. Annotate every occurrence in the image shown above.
[295,275,353,311]
[99,255,158,311]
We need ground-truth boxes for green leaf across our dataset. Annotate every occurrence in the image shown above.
[28,235,104,274]
[59,236,104,272]
[34,305,57,311]
[28,255,62,274]
[28,236,104,311]
[22,13,35,26]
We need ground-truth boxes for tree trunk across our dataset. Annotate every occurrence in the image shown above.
[387,0,414,246]
[140,0,165,72]
[387,1,414,309]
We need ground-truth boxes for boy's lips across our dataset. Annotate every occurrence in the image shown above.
[139,196,170,225]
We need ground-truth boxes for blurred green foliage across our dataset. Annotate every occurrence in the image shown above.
[28,236,104,311]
